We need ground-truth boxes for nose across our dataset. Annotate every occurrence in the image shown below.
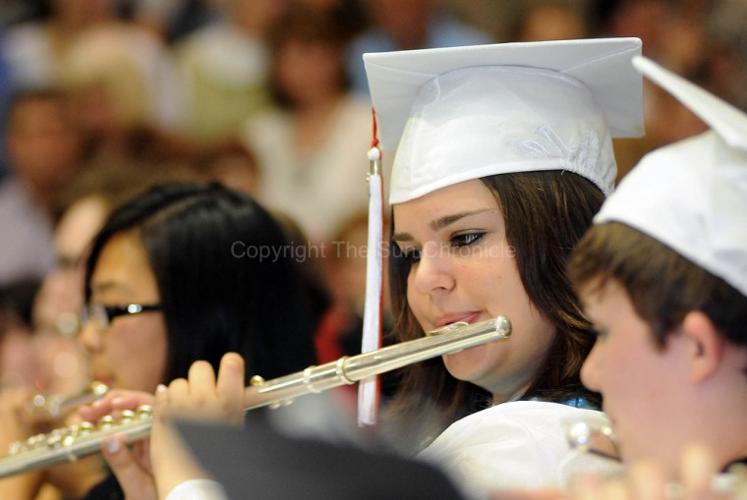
[410,241,455,296]
[580,341,602,392]
[78,321,103,353]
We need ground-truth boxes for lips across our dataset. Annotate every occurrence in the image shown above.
[433,311,482,328]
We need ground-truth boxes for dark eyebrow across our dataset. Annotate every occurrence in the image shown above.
[392,209,495,242]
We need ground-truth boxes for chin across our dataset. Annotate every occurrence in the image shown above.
[442,344,491,382]
[617,431,662,469]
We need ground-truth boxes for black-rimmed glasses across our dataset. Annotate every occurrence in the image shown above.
[80,303,162,331]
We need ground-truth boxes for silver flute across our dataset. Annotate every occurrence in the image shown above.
[26,381,110,421]
[567,420,747,498]
[0,315,511,478]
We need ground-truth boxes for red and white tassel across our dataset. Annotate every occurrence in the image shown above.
[358,109,384,427]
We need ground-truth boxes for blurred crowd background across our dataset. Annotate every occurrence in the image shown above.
[0,0,745,402]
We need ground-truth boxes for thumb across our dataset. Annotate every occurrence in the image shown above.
[102,435,158,500]
[681,444,719,500]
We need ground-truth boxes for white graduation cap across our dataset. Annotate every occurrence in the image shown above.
[595,56,747,297]
[363,38,645,204]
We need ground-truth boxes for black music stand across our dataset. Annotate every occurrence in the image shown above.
[176,420,466,500]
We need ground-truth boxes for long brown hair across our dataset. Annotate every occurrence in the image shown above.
[386,171,603,449]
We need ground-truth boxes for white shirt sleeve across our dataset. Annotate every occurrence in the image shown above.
[419,401,622,498]
[165,479,229,500]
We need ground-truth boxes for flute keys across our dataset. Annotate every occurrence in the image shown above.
[137,404,153,418]
[29,394,47,410]
[79,421,95,434]
[98,415,115,430]
[90,381,109,397]
[8,440,25,455]
[119,409,136,424]
[269,398,294,410]
[46,434,63,449]
[26,433,46,449]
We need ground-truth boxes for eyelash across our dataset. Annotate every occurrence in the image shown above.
[451,231,485,248]
[400,232,486,264]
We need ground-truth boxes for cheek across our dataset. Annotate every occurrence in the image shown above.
[476,244,531,308]
[111,320,167,388]
[405,274,427,325]
[597,343,630,396]
[604,341,667,423]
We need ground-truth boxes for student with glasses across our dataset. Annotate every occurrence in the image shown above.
[0,182,320,499]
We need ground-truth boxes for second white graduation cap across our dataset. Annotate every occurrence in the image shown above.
[364,38,645,204]
[595,56,747,297]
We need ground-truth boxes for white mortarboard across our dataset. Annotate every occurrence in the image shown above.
[595,56,747,297]
[363,38,645,204]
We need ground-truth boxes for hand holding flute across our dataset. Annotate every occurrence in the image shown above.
[0,385,109,499]
[81,353,246,500]
[0,388,44,499]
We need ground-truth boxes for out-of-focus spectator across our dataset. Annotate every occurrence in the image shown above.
[243,7,371,243]
[296,0,368,40]
[174,0,286,142]
[94,125,200,166]
[196,139,260,196]
[0,0,46,28]
[0,280,42,389]
[60,75,195,167]
[3,0,115,89]
[0,41,14,180]
[346,0,491,96]
[318,211,376,361]
[59,23,183,134]
[590,0,747,179]
[592,0,669,54]
[509,1,587,42]
[126,0,215,42]
[0,89,82,285]
[4,0,183,131]
[704,0,747,112]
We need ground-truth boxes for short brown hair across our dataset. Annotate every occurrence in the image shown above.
[568,222,747,349]
[386,171,603,448]
[267,8,350,109]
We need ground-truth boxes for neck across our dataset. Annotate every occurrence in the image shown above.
[491,382,531,406]
[296,93,341,117]
[672,371,747,477]
[293,95,342,153]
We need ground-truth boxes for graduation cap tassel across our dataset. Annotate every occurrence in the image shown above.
[358,108,384,427]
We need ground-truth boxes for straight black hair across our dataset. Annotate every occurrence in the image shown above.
[84,182,318,383]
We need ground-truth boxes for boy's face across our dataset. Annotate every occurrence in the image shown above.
[580,279,689,471]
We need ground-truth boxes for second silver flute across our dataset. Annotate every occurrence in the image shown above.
[0,315,511,478]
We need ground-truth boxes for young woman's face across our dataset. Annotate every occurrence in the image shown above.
[393,179,555,401]
[275,40,343,106]
[79,230,167,393]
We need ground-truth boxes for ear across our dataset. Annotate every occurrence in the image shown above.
[681,311,724,383]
